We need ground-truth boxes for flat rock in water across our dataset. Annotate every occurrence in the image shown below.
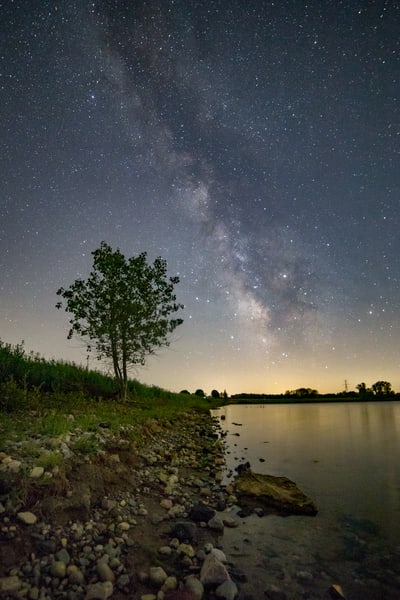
[234,469,317,516]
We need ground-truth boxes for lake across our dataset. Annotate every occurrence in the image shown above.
[211,401,400,599]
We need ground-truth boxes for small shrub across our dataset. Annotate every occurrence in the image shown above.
[36,451,62,469]
[71,434,99,455]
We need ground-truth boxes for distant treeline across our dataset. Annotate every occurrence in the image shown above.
[230,390,400,403]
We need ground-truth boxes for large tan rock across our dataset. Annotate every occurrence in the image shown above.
[234,469,317,516]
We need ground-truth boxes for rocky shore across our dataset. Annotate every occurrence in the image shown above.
[0,410,245,600]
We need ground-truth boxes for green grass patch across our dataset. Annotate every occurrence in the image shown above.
[70,434,100,455]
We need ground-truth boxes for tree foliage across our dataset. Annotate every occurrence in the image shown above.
[56,242,183,399]
[371,380,392,396]
[357,381,393,397]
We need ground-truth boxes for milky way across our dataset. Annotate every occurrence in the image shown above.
[1,1,399,394]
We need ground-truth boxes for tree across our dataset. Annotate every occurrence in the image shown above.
[211,389,220,399]
[56,242,183,400]
[371,381,392,397]
[194,389,205,397]
[356,382,368,395]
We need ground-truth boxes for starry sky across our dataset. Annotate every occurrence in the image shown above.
[1,0,399,395]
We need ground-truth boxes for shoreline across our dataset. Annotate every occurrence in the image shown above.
[0,409,241,599]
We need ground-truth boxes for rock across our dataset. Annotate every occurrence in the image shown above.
[67,565,85,585]
[222,517,239,528]
[85,581,113,600]
[166,474,179,493]
[60,442,72,458]
[149,566,168,587]
[56,548,71,564]
[235,461,251,474]
[168,504,186,518]
[210,548,227,563]
[102,498,117,511]
[118,573,130,588]
[51,560,67,578]
[141,595,157,600]
[189,504,215,522]
[169,521,197,542]
[207,515,224,532]
[184,575,204,599]
[28,586,40,599]
[7,459,22,473]
[178,543,195,558]
[30,466,45,478]
[215,579,238,600]
[97,561,115,582]
[160,498,173,510]
[200,553,230,588]
[162,575,178,591]
[329,583,346,598]
[234,469,318,515]
[0,575,22,593]
[17,511,38,525]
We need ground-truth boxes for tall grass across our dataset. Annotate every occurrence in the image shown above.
[0,339,217,415]
[0,340,120,398]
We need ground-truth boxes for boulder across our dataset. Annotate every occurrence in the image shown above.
[234,469,317,515]
[200,553,230,588]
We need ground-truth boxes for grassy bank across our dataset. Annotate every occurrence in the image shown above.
[0,340,219,452]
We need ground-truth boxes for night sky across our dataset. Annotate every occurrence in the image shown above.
[1,1,399,395]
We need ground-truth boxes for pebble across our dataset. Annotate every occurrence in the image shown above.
[0,575,22,593]
[185,574,204,599]
[149,566,168,587]
[96,561,115,582]
[222,517,239,528]
[161,575,178,591]
[178,543,196,558]
[208,515,224,532]
[50,560,67,578]
[30,466,44,478]
[67,565,85,585]
[211,548,227,563]
[17,511,38,525]
[85,581,113,600]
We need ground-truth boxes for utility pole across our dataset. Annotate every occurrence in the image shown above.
[344,379,348,393]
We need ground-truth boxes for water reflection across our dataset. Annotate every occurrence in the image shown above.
[211,402,400,598]
[215,401,400,541]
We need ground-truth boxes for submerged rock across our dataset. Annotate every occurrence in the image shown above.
[234,468,317,516]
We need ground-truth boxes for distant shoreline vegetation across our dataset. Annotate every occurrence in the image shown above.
[228,389,400,404]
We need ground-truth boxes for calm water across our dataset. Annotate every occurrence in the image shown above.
[211,402,400,599]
